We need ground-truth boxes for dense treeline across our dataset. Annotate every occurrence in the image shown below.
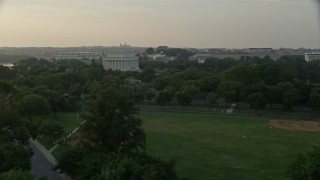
[1,55,320,113]
[0,53,320,179]
[140,55,320,112]
[0,56,319,116]
[0,82,34,179]
[0,58,183,179]
[0,55,318,132]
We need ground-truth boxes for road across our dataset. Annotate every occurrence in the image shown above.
[29,139,63,180]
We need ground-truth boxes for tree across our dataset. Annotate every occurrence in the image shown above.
[80,86,145,153]
[198,74,220,93]
[277,82,299,111]
[56,149,108,180]
[156,90,173,108]
[309,87,320,112]
[55,59,88,72]
[246,92,267,110]
[175,83,198,107]
[57,150,180,180]
[55,83,182,180]
[0,83,33,178]
[139,68,156,83]
[14,58,58,76]
[163,48,193,61]
[59,71,86,90]
[100,153,177,180]
[176,91,192,107]
[19,94,51,119]
[267,85,281,108]
[0,66,16,81]
[287,146,320,180]
[102,75,123,86]
[0,169,35,180]
[32,86,67,115]
[131,87,155,103]
[0,82,16,104]
[0,143,32,173]
[0,105,30,144]
[222,65,250,84]
[307,60,320,84]
[26,117,42,140]
[152,76,169,91]
[39,121,64,141]
[55,149,84,178]
[144,88,156,101]
[80,64,106,82]
[0,82,29,144]
[206,92,218,108]
[245,82,269,110]
[217,80,244,106]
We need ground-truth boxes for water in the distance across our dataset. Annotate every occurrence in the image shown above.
[0,63,14,67]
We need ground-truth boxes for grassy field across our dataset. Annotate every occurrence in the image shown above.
[139,110,320,180]
[50,110,320,179]
[48,112,82,133]
[39,112,81,149]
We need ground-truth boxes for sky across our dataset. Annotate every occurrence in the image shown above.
[0,0,319,48]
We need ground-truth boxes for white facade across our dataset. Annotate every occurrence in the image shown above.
[305,53,320,62]
[148,54,176,63]
[54,52,101,60]
[190,53,250,63]
[190,49,281,63]
[102,50,139,71]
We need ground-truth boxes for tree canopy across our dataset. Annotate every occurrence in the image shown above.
[80,85,145,153]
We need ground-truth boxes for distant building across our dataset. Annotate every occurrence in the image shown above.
[245,48,280,60]
[190,54,213,63]
[149,54,176,63]
[190,53,250,63]
[53,52,101,64]
[278,48,313,57]
[190,48,282,63]
[305,52,320,62]
[102,45,139,71]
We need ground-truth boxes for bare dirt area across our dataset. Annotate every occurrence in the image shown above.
[65,140,80,147]
[270,120,320,132]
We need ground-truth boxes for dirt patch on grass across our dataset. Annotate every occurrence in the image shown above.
[270,120,320,132]
[65,139,80,147]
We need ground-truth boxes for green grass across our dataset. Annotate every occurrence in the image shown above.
[50,110,320,179]
[37,137,56,150]
[38,112,81,149]
[48,112,81,133]
[139,110,320,180]
[49,112,81,156]
[52,144,72,160]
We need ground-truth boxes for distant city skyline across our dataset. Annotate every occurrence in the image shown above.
[0,0,319,48]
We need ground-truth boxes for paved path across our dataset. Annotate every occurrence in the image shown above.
[29,121,84,180]
[49,125,82,153]
[29,139,62,180]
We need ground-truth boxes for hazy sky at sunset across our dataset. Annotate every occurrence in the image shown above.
[0,0,319,48]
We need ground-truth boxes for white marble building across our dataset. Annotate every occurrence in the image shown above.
[54,52,100,60]
[305,52,320,62]
[102,48,139,71]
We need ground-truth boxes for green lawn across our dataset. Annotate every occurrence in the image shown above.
[39,112,81,149]
[139,110,320,180]
[48,112,82,133]
[50,110,320,179]
[52,143,73,160]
